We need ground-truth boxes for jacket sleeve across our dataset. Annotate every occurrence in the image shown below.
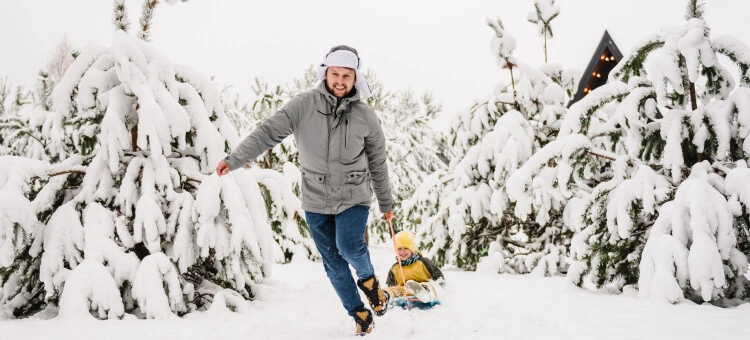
[224,95,304,170]
[386,264,397,287]
[363,108,394,213]
[419,257,444,282]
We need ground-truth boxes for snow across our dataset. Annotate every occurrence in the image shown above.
[678,19,716,83]
[527,0,560,36]
[57,259,125,320]
[475,241,507,274]
[81,203,139,286]
[132,252,186,319]
[0,156,48,267]
[660,109,688,182]
[713,34,750,86]
[51,46,108,119]
[560,81,630,137]
[638,164,742,303]
[486,17,518,71]
[39,204,84,299]
[192,173,270,287]
[3,246,749,339]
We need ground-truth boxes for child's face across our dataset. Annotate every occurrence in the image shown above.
[397,247,412,261]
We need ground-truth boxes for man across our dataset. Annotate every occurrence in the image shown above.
[216,45,393,336]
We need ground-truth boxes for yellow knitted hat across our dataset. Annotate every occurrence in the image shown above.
[394,231,417,252]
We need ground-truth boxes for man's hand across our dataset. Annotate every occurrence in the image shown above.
[216,160,230,177]
[382,211,394,222]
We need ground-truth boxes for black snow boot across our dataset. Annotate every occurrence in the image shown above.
[353,307,373,336]
[357,275,390,316]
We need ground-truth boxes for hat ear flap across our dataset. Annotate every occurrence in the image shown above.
[317,64,327,81]
[354,69,372,98]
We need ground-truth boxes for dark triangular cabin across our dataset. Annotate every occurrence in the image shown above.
[568,30,623,107]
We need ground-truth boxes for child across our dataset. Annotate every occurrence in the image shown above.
[385,231,444,303]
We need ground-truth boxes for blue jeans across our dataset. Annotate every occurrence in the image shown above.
[305,205,374,317]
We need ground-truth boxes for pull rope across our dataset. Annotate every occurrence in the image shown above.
[387,218,411,308]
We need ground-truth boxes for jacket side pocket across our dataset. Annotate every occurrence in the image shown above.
[345,170,371,201]
[301,168,327,208]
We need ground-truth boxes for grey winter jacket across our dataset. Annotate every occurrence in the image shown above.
[224,82,394,215]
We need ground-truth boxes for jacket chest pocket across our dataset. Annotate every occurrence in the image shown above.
[301,168,327,208]
[342,118,365,159]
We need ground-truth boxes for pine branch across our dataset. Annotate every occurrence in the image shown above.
[137,0,189,41]
[685,0,705,20]
[186,176,203,184]
[688,81,698,110]
[138,0,159,41]
[502,237,529,248]
[543,26,548,63]
[13,129,47,148]
[508,64,518,100]
[587,148,618,161]
[112,0,130,32]
[613,39,665,83]
[713,41,750,86]
[29,169,87,182]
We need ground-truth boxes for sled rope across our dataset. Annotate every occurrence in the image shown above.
[387,218,411,306]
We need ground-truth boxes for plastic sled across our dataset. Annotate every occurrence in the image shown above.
[393,295,441,310]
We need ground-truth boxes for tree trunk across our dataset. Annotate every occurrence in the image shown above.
[543,26,548,63]
[131,127,138,151]
[689,81,704,162]
[689,81,697,111]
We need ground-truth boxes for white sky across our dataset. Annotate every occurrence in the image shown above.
[2,0,749,122]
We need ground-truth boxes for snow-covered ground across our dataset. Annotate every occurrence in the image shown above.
[1,245,749,340]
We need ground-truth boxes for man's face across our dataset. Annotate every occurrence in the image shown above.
[326,66,356,98]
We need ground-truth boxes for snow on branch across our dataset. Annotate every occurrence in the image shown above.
[639,162,742,303]
[39,204,84,299]
[712,35,750,87]
[193,173,271,290]
[0,156,48,267]
[132,252,186,319]
[560,81,630,137]
[58,259,125,319]
[507,134,594,224]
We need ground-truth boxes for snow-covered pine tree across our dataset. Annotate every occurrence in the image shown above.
[220,86,252,137]
[0,0,285,319]
[0,104,54,162]
[0,41,77,162]
[0,78,50,161]
[35,70,55,113]
[409,5,578,274]
[516,0,750,303]
[371,85,451,243]
[222,73,318,264]
[244,66,319,173]
[248,77,299,170]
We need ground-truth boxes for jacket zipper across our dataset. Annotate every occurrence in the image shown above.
[345,119,349,149]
